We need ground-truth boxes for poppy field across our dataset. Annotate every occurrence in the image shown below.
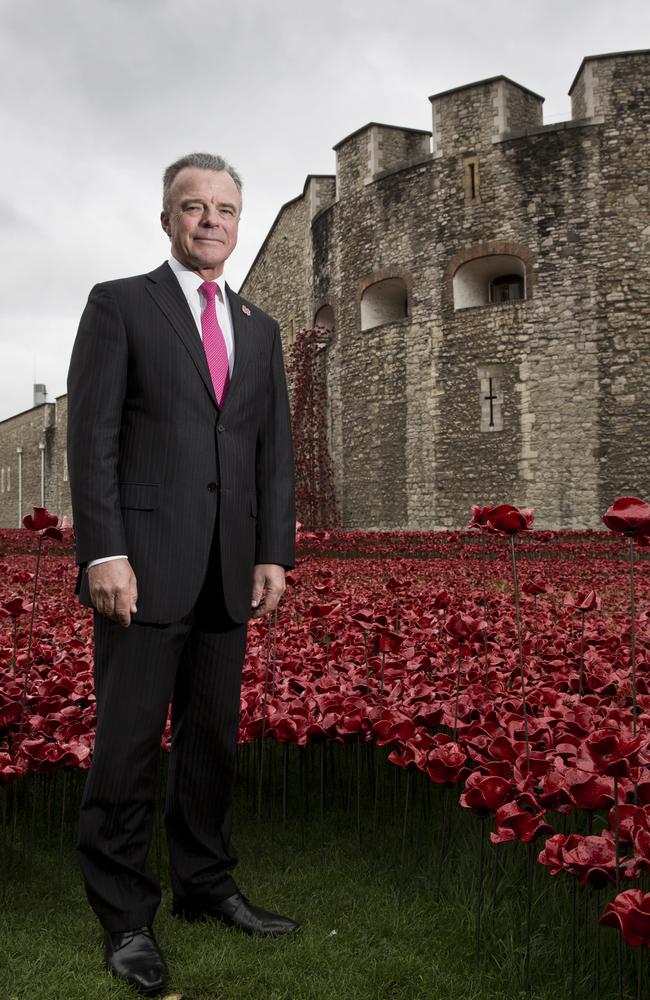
[2,500,650,999]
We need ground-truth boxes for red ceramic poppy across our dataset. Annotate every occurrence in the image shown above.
[575,590,601,612]
[603,497,650,538]
[467,505,498,530]
[1,596,31,618]
[459,772,514,815]
[599,889,650,948]
[485,504,535,535]
[444,613,486,642]
[21,506,64,540]
[490,801,553,844]
[577,731,644,778]
[425,736,468,784]
[522,578,551,597]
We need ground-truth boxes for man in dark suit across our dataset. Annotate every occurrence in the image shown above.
[67,152,297,996]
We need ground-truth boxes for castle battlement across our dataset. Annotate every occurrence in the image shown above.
[303,174,336,221]
[570,49,650,120]
[333,122,431,197]
[326,50,650,198]
[430,75,544,157]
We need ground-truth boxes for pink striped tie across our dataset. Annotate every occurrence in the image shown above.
[199,281,230,406]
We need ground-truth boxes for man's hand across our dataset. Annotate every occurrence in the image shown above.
[250,564,286,619]
[87,559,138,628]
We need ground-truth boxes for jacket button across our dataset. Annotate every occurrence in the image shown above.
[207,482,218,492]
[217,424,225,434]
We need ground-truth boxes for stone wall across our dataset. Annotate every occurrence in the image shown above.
[243,191,313,342]
[0,397,71,529]
[54,395,71,520]
[240,50,650,531]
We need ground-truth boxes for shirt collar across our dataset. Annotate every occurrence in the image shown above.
[168,254,227,302]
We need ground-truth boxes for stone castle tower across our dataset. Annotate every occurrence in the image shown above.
[240,50,650,530]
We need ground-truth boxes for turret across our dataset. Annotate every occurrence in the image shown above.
[334,123,431,198]
[570,49,650,120]
[429,76,544,157]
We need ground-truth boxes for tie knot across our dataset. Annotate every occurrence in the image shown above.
[199,280,220,303]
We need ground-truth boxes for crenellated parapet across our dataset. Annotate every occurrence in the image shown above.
[570,49,650,121]
[429,76,544,157]
[304,175,336,220]
[333,123,431,198]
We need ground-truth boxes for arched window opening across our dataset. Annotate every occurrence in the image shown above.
[314,304,335,330]
[453,254,526,310]
[360,278,408,331]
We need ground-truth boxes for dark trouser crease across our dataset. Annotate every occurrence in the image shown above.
[77,559,247,932]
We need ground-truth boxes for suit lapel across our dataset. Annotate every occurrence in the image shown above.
[222,285,255,411]
[145,262,218,408]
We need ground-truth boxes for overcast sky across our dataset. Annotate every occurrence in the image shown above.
[0,0,647,420]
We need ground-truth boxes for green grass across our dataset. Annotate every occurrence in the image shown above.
[0,747,646,1000]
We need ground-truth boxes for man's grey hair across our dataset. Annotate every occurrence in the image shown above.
[162,153,243,212]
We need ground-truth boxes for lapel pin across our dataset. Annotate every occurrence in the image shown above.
[242,304,251,316]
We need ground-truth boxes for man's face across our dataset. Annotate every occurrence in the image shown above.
[161,167,241,279]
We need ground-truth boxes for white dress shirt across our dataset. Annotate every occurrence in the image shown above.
[88,256,235,569]
[167,254,235,375]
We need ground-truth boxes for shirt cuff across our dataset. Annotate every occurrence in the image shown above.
[87,555,129,569]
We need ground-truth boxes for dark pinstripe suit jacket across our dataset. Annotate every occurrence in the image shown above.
[67,261,295,624]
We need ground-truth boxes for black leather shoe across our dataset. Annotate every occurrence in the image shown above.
[173,892,299,936]
[105,925,167,996]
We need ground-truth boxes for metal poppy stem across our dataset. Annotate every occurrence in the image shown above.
[578,612,586,697]
[614,774,621,893]
[271,608,278,696]
[256,615,273,827]
[356,734,362,854]
[617,935,624,1000]
[400,769,411,868]
[363,631,369,689]
[595,888,602,1000]
[480,534,489,686]
[474,814,486,963]
[636,944,643,1000]
[319,742,325,865]
[480,532,488,614]
[483,638,489,688]
[570,879,577,1000]
[282,743,289,826]
[56,770,68,900]
[19,536,43,732]
[11,618,17,680]
[509,534,530,767]
[453,644,462,741]
[435,784,451,900]
[628,535,637,736]
[524,841,534,991]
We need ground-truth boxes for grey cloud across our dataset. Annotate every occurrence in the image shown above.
[0,0,647,421]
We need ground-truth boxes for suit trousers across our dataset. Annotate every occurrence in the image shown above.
[77,534,248,932]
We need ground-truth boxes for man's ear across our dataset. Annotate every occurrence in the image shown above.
[160,211,171,237]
